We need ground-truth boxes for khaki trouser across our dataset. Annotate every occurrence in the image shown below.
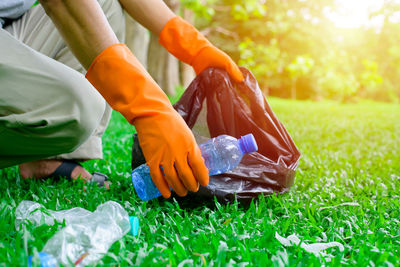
[0,0,126,169]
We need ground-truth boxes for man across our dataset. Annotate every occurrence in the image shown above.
[0,0,243,198]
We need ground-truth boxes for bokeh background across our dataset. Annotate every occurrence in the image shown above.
[130,0,400,103]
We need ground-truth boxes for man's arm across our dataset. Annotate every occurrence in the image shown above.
[119,0,175,36]
[38,0,209,198]
[119,0,244,82]
[39,0,119,69]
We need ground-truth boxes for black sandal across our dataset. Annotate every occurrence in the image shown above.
[48,160,108,187]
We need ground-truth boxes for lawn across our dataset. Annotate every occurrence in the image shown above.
[1,97,399,266]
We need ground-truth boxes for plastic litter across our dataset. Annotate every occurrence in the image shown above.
[131,134,258,201]
[200,134,258,175]
[28,252,57,267]
[15,200,92,230]
[130,216,139,236]
[16,201,138,266]
[132,67,301,203]
[275,232,344,260]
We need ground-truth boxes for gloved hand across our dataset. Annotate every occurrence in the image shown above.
[159,16,244,83]
[86,44,209,198]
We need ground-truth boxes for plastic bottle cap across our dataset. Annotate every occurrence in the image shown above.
[28,252,57,267]
[239,134,258,154]
[130,216,139,236]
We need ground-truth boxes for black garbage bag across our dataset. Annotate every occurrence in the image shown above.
[131,67,301,203]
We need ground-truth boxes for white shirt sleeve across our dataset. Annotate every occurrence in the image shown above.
[0,0,36,20]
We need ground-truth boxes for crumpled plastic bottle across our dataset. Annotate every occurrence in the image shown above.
[16,200,138,267]
[15,201,92,230]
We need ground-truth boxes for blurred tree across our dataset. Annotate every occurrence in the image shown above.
[182,0,400,102]
[286,55,314,99]
[359,59,383,98]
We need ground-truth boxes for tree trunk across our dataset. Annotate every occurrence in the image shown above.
[291,79,297,99]
[146,0,180,96]
[147,34,180,96]
[181,9,196,89]
[124,12,149,68]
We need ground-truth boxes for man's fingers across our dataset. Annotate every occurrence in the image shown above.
[162,163,188,197]
[188,147,209,187]
[175,158,199,192]
[149,165,171,198]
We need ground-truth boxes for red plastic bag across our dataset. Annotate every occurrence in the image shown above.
[132,68,300,203]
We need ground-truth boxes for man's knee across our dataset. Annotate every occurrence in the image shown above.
[98,0,126,43]
[58,79,106,153]
[0,78,105,159]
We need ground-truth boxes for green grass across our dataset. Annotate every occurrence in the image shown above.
[1,98,399,266]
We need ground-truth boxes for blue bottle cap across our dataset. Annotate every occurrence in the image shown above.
[130,216,139,236]
[28,252,57,267]
[239,134,258,154]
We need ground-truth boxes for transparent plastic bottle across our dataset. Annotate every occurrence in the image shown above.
[16,201,139,267]
[131,133,258,201]
[15,201,92,230]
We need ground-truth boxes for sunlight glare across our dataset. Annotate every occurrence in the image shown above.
[326,0,384,28]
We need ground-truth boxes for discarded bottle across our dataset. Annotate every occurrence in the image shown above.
[16,201,139,267]
[15,201,92,230]
[131,134,258,201]
[199,134,258,176]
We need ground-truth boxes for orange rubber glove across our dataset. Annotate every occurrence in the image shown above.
[86,44,209,198]
[159,16,244,83]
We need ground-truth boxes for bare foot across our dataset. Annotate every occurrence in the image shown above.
[19,159,92,181]
[19,160,111,189]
